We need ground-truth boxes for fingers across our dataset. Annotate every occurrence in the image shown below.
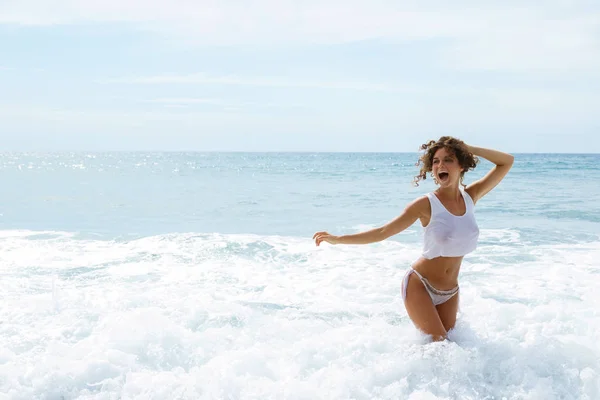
[313,233,337,247]
[314,234,323,246]
[312,231,329,246]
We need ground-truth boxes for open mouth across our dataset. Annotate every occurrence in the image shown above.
[438,172,449,181]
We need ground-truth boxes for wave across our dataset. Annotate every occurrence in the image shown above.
[1,229,599,399]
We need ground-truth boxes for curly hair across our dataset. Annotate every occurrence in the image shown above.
[413,136,478,187]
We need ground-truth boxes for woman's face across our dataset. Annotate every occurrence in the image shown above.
[432,147,463,187]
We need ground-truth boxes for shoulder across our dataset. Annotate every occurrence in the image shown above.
[405,195,431,219]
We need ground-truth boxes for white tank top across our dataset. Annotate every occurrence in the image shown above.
[422,188,479,259]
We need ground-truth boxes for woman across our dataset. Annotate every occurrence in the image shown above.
[313,137,514,341]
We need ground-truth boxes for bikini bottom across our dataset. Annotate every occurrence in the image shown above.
[401,268,459,306]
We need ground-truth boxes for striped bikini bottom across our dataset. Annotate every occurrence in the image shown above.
[401,268,459,306]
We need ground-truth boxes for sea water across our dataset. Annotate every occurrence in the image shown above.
[0,152,599,399]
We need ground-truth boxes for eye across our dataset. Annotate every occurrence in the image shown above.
[433,159,439,164]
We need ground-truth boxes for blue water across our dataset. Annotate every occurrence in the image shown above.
[1,152,599,399]
[2,152,599,240]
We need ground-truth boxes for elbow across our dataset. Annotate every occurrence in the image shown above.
[500,154,515,168]
[507,155,515,168]
[377,227,392,242]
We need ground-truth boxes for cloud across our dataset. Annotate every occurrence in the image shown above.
[143,97,309,110]
[105,72,600,112]
[0,105,239,125]
[442,12,600,71]
[105,73,419,93]
[145,98,225,105]
[1,1,599,72]
[0,0,473,40]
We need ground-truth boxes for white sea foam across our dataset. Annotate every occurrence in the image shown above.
[1,230,599,399]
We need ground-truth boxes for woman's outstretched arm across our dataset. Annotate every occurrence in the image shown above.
[313,196,428,246]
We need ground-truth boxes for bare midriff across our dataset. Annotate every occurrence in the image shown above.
[412,256,463,290]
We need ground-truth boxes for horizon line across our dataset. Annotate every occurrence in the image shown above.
[0,150,598,155]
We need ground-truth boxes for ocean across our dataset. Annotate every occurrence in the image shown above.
[1,151,599,399]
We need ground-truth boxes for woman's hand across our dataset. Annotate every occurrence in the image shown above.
[313,231,340,246]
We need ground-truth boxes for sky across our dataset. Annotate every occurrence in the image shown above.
[0,0,599,152]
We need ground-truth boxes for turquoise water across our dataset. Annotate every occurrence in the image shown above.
[2,152,599,240]
[1,152,599,399]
